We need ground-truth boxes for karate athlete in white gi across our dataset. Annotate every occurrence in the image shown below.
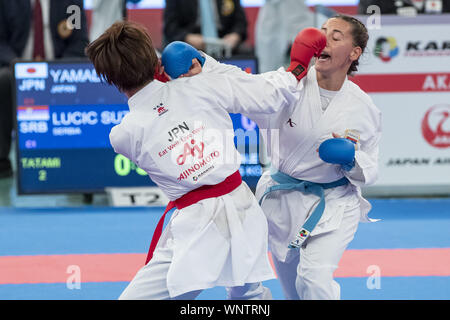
[85,21,308,300]
[256,15,381,300]
[164,15,381,300]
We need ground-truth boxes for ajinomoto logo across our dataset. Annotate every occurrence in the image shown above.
[374,37,399,62]
[421,104,450,148]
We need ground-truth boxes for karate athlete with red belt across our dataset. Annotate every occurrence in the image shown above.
[163,15,381,300]
[85,21,305,300]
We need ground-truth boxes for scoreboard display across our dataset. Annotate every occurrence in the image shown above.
[14,58,262,194]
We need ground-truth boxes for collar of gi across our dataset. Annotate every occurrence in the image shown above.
[127,80,166,111]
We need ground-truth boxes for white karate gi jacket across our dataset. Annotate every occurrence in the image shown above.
[109,68,300,296]
[203,56,382,263]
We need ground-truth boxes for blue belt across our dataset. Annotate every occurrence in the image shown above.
[259,170,349,249]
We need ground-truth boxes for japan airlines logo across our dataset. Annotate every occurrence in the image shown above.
[421,104,450,148]
[15,63,48,79]
[374,37,399,62]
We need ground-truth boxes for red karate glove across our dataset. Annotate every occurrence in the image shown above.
[287,28,326,80]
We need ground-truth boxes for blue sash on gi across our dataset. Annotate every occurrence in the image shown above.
[259,169,349,249]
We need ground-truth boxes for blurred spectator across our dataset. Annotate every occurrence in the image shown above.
[89,0,142,42]
[0,0,88,178]
[163,0,248,56]
[255,0,314,73]
[358,0,450,15]
[89,0,126,41]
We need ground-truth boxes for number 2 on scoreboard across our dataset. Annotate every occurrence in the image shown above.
[38,170,47,181]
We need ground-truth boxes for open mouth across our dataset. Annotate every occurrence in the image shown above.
[318,52,331,61]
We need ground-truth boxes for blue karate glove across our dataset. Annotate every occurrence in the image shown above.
[318,138,356,171]
[161,41,206,79]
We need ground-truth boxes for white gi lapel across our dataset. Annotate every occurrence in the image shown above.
[281,67,325,172]
[307,73,352,148]
[282,67,350,174]
[303,66,323,125]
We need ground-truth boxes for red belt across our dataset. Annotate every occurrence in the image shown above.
[145,170,242,264]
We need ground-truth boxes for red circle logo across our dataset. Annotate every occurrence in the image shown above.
[26,68,36,74]
[421,104,450,148]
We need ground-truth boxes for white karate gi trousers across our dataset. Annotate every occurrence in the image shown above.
[270,205,360,300]
[118,241,272,300]
[118,183,274,300]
